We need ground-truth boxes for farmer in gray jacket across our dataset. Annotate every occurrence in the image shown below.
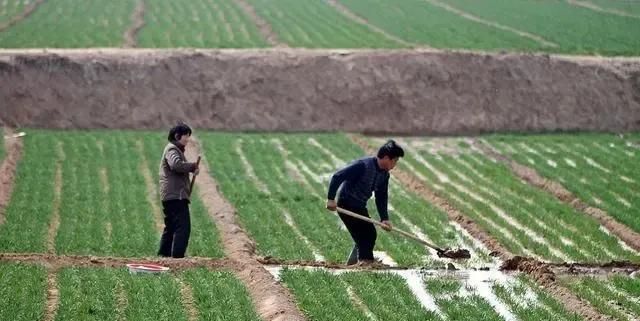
[158,123,199,258]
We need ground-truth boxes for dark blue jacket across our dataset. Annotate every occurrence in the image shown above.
[327,157,389,221]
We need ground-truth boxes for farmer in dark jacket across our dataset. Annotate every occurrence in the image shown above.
[158,123,199,258]
[326,140,404,265]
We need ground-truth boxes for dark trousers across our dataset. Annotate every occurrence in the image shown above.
[158,199,191,258]
[338,200,377,261]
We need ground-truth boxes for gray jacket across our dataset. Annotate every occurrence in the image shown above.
[159,142,197,201]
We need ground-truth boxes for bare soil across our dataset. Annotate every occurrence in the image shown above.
[0,128,23,225]
[44,268,59,321]
[1,49,639,135]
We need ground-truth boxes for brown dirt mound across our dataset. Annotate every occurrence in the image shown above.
[500,256,555,282]
[474,140,640,252]
[0,128,23,225]
[1,49,640,134]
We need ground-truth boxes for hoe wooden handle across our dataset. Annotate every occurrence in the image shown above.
[335,206,443,252]
[189,156,201,196]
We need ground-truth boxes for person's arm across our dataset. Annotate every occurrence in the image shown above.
[375,175,390,222]
[165,149,197,173]
[327,161,365,201]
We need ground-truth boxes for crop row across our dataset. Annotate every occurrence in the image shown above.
[337,0,543,51]
[0,131,223,257]
[445,0,640,55]
[380,137,640,263]
[278,268,582,321]
[0,262,259,321]
[560,274,640,321]
[588,0,640,15]
[487,134,640,234]
[0,0,135,47]
[138,0,267,48]
[246,0,400,48]
[0,0,30,26]
[199,133,494,267]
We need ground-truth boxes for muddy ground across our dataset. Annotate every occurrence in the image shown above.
[1,49,639,135]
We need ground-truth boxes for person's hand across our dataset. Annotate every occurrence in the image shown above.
[326,199,337,211]
[193,167,200,176]
[380,220,392,231]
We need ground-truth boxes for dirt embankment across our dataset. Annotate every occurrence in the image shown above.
[500,256,633,321]
[1,49,639,134]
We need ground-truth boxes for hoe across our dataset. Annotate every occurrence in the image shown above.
[336,207,471,259]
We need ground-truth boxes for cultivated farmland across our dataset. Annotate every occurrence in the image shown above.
[138,0,267,48]
[0,263,261,321]
[369,137,640,263]
[486,134,640,235]
[337,0,544,51]
[446,0,640,55]
[587,0,640,16]
[277,268,582,321]
[0,0,31,26]
[245,0,401,48]
[561,275,640,321]
[0,0,136,47]
[199,133,494,267]
[0,131,224,257]
[0,130,639,321]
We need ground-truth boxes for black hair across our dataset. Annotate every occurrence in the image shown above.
[167,122,192,142]
[377,139,404,159]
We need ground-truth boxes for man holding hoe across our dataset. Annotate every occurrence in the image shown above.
[326,140,404,265]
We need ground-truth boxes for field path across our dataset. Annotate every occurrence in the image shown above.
[348,134,512,260]
[186,136,306,321]
[474,139,640,253]
[0,128,23,225]
[423,0,558,48]
[0,0,46,33]
[123,0,146,48]
[43,267,60,321]
[178,277,199,321]
[46,142,65,254]
[326,0,421,48]
[233,0,287,47]
[566,0,640,19]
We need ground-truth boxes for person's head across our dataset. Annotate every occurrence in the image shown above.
[377,139,404,171]
[167,122,192,146]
